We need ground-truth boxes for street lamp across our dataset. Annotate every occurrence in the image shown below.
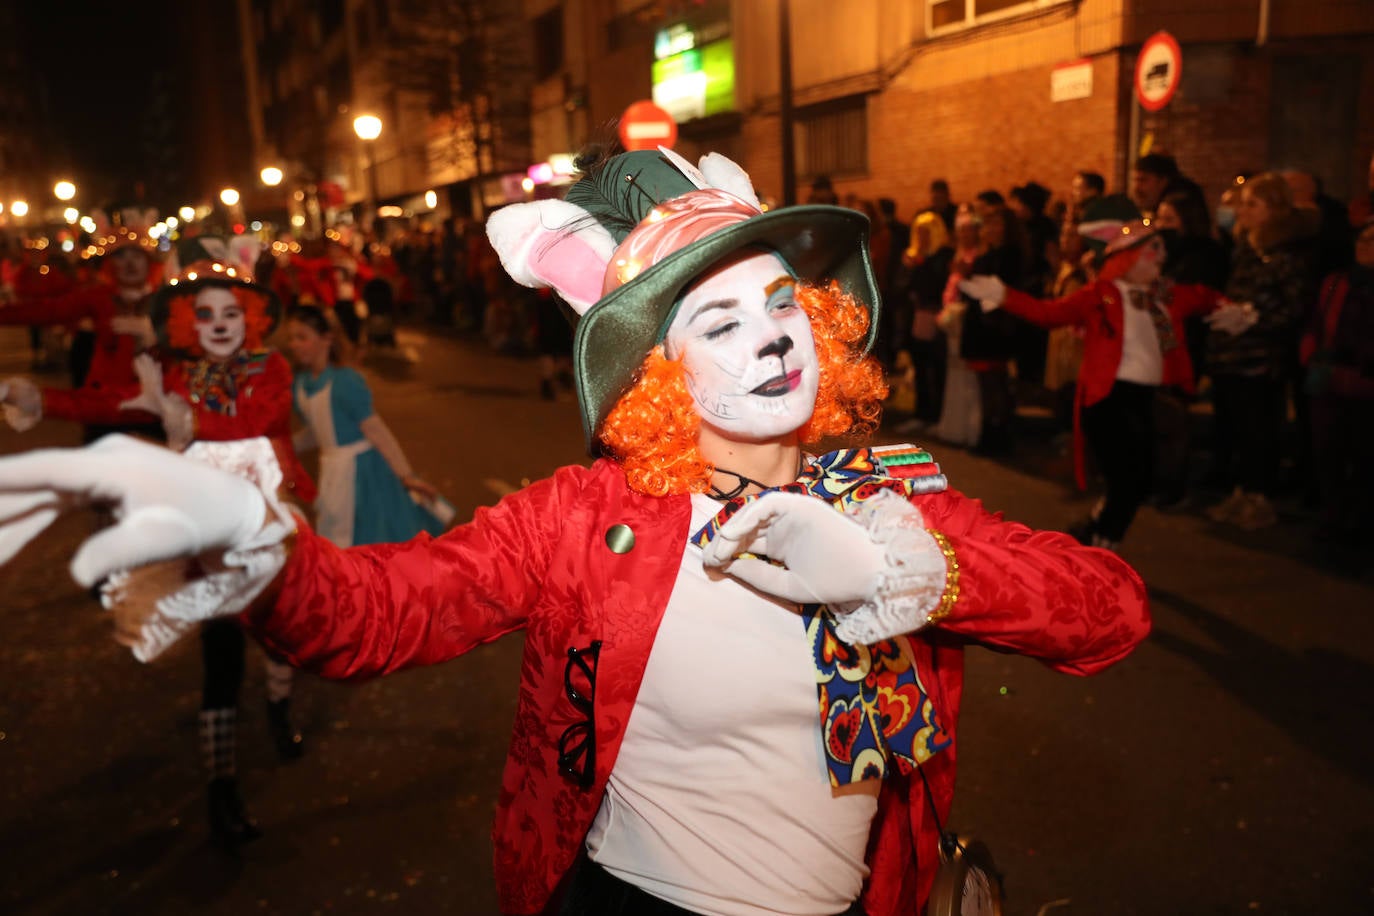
[179,205,196,223]
[260,166,283,187]
[352,114,382,141]
[63,208,79,223]
[353,114,383,229]
[54,180,77,201]
[220,188,240,207]
[11,200,29,218]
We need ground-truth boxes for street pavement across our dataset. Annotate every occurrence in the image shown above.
[0,324,1370,916]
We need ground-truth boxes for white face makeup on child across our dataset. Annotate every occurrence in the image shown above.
[664,250,820,442]
[1123,236,1166,285]
[194,287,247,360]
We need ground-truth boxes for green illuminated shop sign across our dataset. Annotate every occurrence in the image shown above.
[652,38,735,122]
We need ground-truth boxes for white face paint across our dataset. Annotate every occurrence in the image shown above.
[664,250,819,442]
[194,286,247,359]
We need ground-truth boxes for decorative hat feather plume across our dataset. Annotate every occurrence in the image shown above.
[563,151,699,244]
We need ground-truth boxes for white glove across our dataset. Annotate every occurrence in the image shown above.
[1,375,43,432]
[118,353,168,417]
[0,434,269,588]
[117,354,196,450]
[1205,300,1258,336]
[957,275,1006,310]
[700,490,948,641]
[701,491,886,605]
[110,313,158,349]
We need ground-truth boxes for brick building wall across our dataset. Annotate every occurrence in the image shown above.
[1137,34,1374,207]
[860,52,1124,219]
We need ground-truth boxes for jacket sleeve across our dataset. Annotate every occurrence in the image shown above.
[919,487,1150,674]
[42,383,151,425]
[0,285,108,328]
[190,353,294,442]
[1000,283,1103,330]
[242,464,591,681]
[1170,282,1223,320]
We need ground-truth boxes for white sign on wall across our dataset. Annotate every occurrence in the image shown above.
[1051,59,1094,102]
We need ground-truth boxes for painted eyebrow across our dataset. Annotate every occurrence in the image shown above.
[686,276,793,325]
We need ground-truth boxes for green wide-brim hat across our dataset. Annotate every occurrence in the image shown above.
[572,201,879,451]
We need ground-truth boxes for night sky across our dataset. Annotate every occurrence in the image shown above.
[16,4,218,210]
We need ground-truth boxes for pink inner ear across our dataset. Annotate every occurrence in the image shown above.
[527,234,608,311]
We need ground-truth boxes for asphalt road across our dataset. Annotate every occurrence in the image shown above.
[1,324,1370,916]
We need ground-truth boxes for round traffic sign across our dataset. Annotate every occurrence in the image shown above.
[1135,31,1182,112]
[618,100,678,152]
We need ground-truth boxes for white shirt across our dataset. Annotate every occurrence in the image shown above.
[1114,280,1165,386]
[585,493,877,916]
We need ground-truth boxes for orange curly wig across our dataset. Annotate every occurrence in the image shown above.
[165,284,275,355]
[599,280,888,496]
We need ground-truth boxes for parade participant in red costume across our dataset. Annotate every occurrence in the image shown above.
[131,236,317,848]
[0,149,1150,915]
[0,209,164,442]
[18,235,319,848]
[960,196,1255,549]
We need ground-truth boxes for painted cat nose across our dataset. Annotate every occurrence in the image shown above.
[757,335,793,359]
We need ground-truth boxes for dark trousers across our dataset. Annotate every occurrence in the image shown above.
[1082,381,1156,541]
[975,365,1014,454]
[1211,373,1284,496]
[557,858,865,916]
[910,334,947,424]
[1310,394,1374,537]
[202,618,245,710]
[334,300,362,345]
[1152,387,1192,502]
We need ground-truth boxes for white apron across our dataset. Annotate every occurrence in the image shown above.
[296,379,373,548]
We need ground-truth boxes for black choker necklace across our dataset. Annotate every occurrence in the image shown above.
[707,455,808,501]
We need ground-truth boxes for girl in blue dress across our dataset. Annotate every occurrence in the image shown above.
[284,306,447,547]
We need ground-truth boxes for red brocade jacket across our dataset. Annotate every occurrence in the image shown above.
[48,350,316,504]
[244,458,1149,915]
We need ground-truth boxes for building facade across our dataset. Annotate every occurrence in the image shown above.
[236,0,535,232]
[528,0,1373,220]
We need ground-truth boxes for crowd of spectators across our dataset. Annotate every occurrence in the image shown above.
[853,150,1374,549]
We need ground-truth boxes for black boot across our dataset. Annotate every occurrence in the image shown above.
[267,698,304,760]
[207,776,262,848]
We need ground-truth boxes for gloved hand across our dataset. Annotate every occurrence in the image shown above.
[1205,300,1258,336]
[957,274,1006,310]
[0,434,269,588]
[109,313,158,349]
[700,491,887,606]
[118,353,167,417]
[0,375,42,431]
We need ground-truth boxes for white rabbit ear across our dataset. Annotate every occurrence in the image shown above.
[227,236,262,274]
[657,146,710,190]
[486,199,616,315]
[697,153,759,208]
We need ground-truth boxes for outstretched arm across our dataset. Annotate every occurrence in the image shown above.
[919,487,1149,674]
[0,285,110,328]
[0,435,579,678]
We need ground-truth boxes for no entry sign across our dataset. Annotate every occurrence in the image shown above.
[618,100,678,151]
[1135,31,1182,112]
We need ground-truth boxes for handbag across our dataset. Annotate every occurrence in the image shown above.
[916,710,1005,915]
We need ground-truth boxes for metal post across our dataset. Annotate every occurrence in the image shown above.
[779,0,796,207]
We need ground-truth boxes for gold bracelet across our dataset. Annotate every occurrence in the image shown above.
[926,529,960,624]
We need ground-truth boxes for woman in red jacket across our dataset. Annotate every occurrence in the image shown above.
[960,208,1253,549]
[0,149,1151,916]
